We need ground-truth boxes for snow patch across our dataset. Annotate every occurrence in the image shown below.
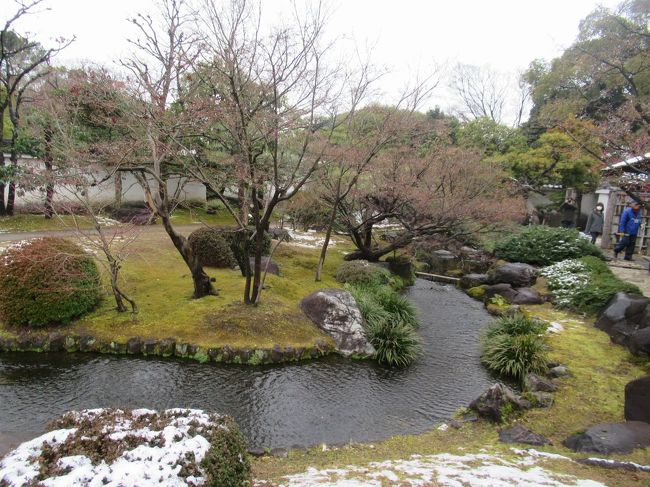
[0,409,225,487]
[259,452,608,487]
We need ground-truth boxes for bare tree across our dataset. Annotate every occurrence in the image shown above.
[450,63,512,125]
[112,0,219,299]
[338,143,525,262]
[188,0,365,303]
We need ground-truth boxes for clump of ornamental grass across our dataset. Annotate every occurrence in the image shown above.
[481,313,549,383]
[347,281,421,367]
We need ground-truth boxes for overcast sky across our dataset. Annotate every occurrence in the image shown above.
[10,0,622,123]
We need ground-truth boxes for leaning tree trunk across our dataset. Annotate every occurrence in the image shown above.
[160,212,215,298]
[316,183,341,281]
[5,150,17,216]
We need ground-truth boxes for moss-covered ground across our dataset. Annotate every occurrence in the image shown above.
[0,208,235,233]
[0,226,351,352]
[252,304,650,486]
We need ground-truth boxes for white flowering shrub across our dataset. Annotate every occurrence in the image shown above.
[540,259,590,307]
[541,256,642,312]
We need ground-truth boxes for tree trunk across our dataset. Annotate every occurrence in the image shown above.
[114,172,123,208]
[6,111,19,216]
[238,182,248,225]
[43,127,54,219]
[316,182,341,281]
[0,113,5,216]
[160,211,215,298]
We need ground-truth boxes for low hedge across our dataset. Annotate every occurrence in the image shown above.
[494,225,604,266]
[0,237,102,327]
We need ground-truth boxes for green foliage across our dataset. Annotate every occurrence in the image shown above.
[347,282,421,367]
[365,319,423,368]
[493,128,601,191]
[457,117,527,156]
[494,225,604,266]
[0,237,102,327]
[201,416,252,487]
[481,313,549,383]
[571,256,643,313]
[485,314,548,340]
[481,333,548,383]
[335,260,391,287]
[371,287,419,328]
[541,255,643,313]
[188,227,237,268]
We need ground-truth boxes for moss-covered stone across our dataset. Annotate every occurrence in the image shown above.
[467,285,488,300]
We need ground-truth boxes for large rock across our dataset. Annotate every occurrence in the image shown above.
[249,256,280,276]
[499,425,549,446]
[300,289,375,357]
[625,376,650,423]
[511,287,543,305]
[469,383,531,422]
[485,283,519,304]
[563,422,650,454]
[428,250,460,275]
[524,373,557,393]
[595,292,650,335]
[460,273,490,289]
[490,262,537,287]
[630,328,650,356]
[269,227,292,241]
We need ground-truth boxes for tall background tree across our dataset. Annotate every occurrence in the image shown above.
[0,0,71,215]
[524,0,650,206]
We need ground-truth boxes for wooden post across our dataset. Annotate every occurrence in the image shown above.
[601,189,617,249]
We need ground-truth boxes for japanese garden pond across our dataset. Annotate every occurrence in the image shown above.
[0,279,493,454]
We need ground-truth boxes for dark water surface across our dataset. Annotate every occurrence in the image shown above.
[0,280,493,455]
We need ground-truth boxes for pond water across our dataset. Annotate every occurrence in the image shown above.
[0,280,493,455]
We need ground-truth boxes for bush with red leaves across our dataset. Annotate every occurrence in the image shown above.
[0,237,102,327]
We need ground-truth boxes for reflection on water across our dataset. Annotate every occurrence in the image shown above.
[0,280,493,454]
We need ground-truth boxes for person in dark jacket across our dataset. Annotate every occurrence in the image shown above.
[614,201,643,260]
[559,198,577,228]
[584,203,604,244]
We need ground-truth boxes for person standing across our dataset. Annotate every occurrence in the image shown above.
[614,201,643,261]
[559,198,577,228]
[585,203,604,244]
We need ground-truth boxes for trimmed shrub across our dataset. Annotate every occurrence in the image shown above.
[365,319,422,368]
[481,333,548,383]
[494,226,604,266]
[201,415,251,487]
[188,227,237,268]
[0,237,102,327]
[335,260,391,287]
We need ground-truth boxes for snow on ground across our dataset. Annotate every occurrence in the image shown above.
[287,229,343,249]
[254,449,608,487]
[0,408,224,487]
